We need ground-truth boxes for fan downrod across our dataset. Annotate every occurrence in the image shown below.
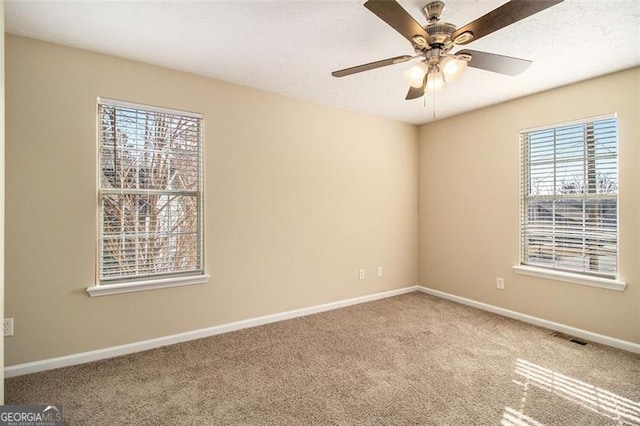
[423,1,445,23]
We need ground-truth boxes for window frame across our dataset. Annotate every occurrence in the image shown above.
[87,98,209,297]
[514,114,625,291]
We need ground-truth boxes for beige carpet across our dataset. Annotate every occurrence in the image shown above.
[6,292,640,425]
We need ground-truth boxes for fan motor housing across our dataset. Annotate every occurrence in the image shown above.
[425,22,457,45]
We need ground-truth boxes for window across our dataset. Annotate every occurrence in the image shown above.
[90,98,205,295]
[519,115,618,280]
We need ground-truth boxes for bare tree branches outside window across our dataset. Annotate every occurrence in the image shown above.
[98,100,203,284]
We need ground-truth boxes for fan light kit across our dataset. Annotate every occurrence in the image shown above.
[332,0,564,100]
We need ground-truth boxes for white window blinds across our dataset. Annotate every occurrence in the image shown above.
[520,115,618,278]
[97,98,204,284]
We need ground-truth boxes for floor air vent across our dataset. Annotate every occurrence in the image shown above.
[550,331,588,346]
[569,338,588,346]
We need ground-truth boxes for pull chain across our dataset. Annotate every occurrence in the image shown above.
[432,87,436,121]
[423,88,437,122]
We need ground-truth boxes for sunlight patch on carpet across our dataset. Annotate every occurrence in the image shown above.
[501,406,545,426]
[512,359,640,425]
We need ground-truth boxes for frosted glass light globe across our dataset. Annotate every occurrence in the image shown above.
[403,62,428,88]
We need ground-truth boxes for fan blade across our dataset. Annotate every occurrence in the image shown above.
[364,0,429,45]
[457,49,531,76]
[332,55,412,78]
[451,0,563,45]
[405,84,425,100]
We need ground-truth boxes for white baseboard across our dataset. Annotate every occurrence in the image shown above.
[7,284,637,378]
[5,285,419,378]
[417,285,640,354]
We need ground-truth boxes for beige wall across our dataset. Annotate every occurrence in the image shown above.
[419,67,640,344]
[1,0,6,402]
[4,35,419,365]
[5,33,638,367]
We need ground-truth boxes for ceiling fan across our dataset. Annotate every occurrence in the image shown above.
[332,0,564,100]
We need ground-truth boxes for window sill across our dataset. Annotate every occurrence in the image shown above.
[87,274,210,297]
[512,265,625,291]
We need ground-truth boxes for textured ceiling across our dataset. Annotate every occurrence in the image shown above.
[5,0,640,125]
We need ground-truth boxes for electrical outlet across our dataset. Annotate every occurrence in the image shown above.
[358,268,365,280]
[377,266,383,277]
[4,318,14,337]
[496,277,505,290]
